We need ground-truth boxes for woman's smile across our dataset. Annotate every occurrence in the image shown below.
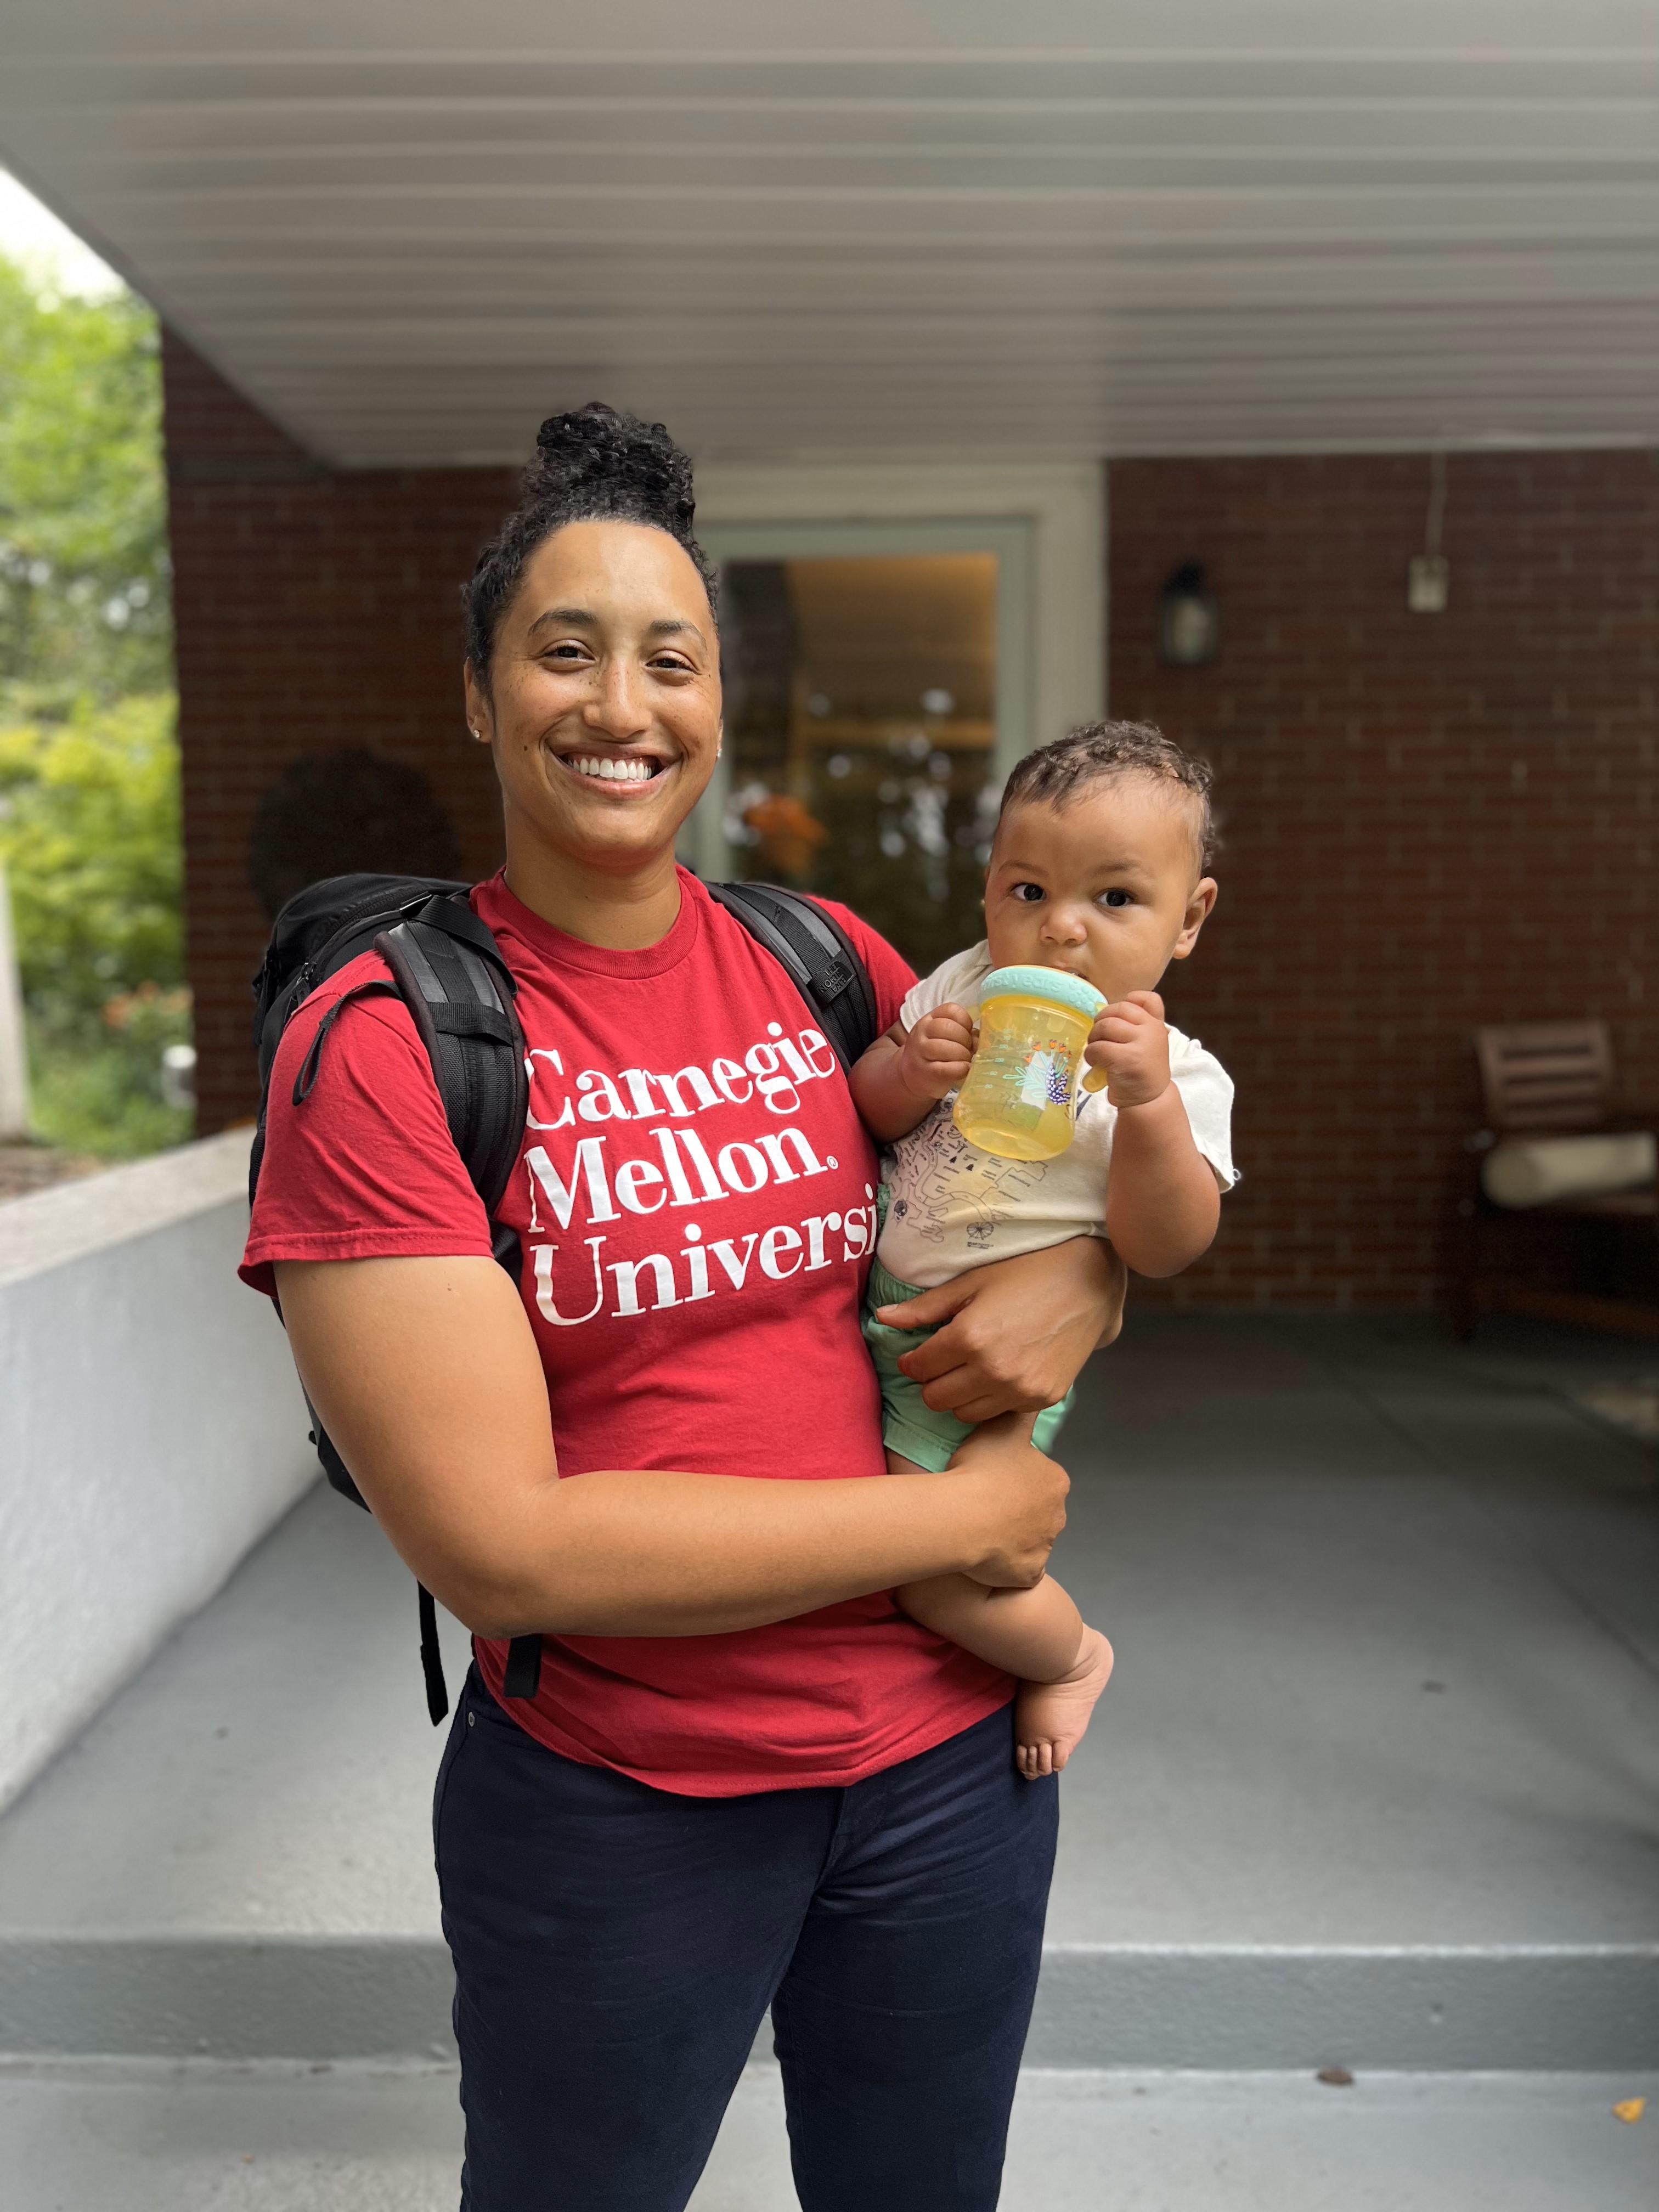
[550,745,675,793]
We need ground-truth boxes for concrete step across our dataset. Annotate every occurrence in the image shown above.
[5,2058,1657,2212]
[4,1932,1656,2072]
[2,1315,1656,2070]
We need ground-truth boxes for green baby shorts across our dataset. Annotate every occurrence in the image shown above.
[861,1255,1075,1474]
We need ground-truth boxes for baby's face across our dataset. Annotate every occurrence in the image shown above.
[983,776,1216,1003]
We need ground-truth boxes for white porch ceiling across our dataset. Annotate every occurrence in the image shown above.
[2,2,1656,469]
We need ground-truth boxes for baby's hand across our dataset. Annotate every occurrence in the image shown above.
[899,1003,977,1103]
[1084,990,1170,1109]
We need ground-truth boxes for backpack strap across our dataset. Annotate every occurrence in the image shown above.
[291,978,402,1105]
[374,896,527,1229]
[706,882,880,1068]
[417,1584,449,1727]
[419,1577,537,1719]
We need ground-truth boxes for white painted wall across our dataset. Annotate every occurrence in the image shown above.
[0,1130,315,1812]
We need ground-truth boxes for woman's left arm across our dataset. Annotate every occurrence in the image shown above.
[873,1234,1126,1425]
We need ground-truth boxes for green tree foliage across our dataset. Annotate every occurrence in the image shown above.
[0,254,186,1156]
[0,693,190,1155]
[0,255,172,703]
[0,692,183,1018]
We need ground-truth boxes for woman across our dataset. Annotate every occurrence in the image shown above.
[243,405,1122,2211]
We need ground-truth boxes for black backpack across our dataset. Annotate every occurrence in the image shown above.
[250,873,881,1723]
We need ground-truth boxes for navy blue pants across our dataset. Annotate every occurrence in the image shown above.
[434,1667,1058,2211]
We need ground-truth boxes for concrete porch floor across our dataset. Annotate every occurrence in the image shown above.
[3,1312,1658,2200]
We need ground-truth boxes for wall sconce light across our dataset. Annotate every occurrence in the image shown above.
[1158,561,1220,667]
[1407,554,1449,614]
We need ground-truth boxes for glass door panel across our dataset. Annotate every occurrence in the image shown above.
[718,553,998,974]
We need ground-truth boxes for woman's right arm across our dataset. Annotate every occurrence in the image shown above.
[276,1253,1068,1640]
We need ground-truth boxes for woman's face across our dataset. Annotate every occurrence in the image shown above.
[466,519,721,876]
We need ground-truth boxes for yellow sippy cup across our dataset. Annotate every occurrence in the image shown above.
[952,966,1107,1161]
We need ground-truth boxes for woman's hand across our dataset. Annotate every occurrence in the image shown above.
[874,1235,1126,1423]
[947,1414,1069,1588]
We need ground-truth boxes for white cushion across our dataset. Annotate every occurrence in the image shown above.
[1481,1131,1657,1209]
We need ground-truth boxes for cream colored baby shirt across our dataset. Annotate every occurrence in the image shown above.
[876,941,1238,1291]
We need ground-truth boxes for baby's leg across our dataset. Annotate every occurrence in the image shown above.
[888,1447,1114,1779]
[900,1563,1085,1679]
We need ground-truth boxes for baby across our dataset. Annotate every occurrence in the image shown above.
[848,721,1237,1778]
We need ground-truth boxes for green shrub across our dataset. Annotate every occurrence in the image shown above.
[0,692,190,1156]
[0,256,172,702]
[0,251,184,1159]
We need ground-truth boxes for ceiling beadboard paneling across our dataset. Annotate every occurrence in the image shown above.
[2,3,1656,465]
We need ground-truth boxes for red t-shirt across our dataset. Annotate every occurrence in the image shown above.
[242,869,1009,1794]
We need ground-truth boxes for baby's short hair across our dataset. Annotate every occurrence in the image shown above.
[998,720,1218,871]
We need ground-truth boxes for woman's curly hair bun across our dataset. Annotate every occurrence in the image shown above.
[526,402,698,540]
[464,399,717,680]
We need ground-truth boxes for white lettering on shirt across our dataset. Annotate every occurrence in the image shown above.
[576,1069,630,1122]
[743,1041,800,1114]
[526,1138,619,1231]
[798,1029,838,1080]
[803,1213,842,1269]
[709,1232,760,1290]
[673,1127,727,1201]
[759,1223,804,1279]
[525,1048,575,1131]
[652,1064,721,1117]
[617,1068,661,1119]
[511,1015,873,1334]
[717,1141,769,1195]
[680,1223,713,1301]
[755,1128,828,1183]
[653,1127,697,1205]
[614,1157,666,1214]
[610,1251,680,1317]
[532,1237,606,1325]
[522,1198,872,1326]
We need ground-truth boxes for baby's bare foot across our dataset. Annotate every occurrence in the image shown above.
[1015,1627,1114,1780]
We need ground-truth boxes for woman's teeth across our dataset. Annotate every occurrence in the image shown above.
[567,754,658,784]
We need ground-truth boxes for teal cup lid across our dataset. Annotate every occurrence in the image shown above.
[980,965,1106,1022]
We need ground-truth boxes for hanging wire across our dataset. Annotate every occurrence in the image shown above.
[1424,449,1448,558]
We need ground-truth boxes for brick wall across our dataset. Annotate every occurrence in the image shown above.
[165,334,1656,1302]
[1108,453,1658,1306]
[163,332,515,1132]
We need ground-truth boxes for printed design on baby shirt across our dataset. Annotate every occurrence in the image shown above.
[885,1096,1054,1254]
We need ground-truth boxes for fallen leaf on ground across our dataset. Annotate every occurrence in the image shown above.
[1612,2098,1646,2124]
